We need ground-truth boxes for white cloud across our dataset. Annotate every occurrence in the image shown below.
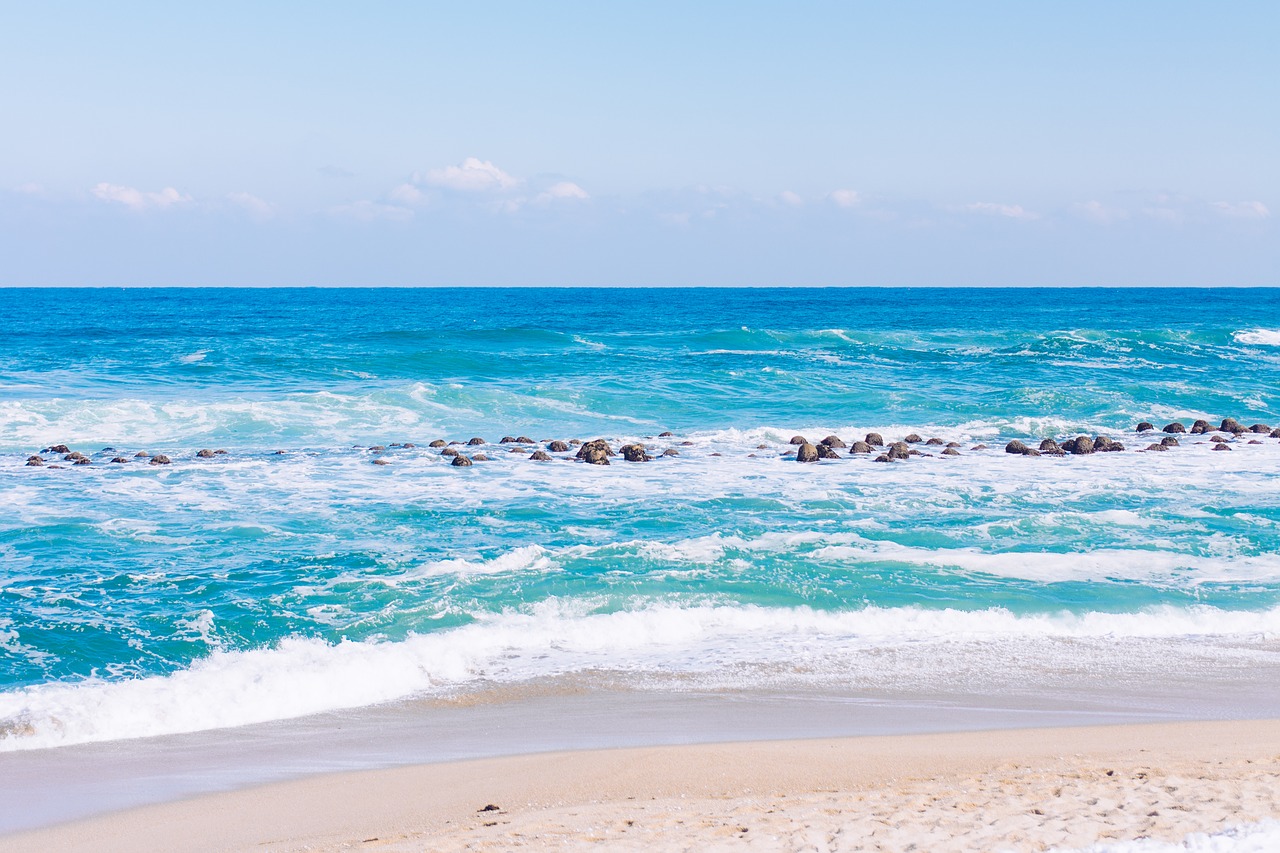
[227,191,274,218]
[13,182,44,195]
[1073,200,1128,224]
[388,183,427,206]
[330,200,413,222]
[1211,200,1269,219]
[1142,206,1182,223]
[827,189,860,208]
[93,182,191,210]
[535,181,589,204]
[778,190,803,207]
[422,157,520,192]
[965,201,1039,220]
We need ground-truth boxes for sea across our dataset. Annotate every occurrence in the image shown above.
[2,287,1279,831]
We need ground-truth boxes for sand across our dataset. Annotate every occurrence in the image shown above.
[4,719,1279,852]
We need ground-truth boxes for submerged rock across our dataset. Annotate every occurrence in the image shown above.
[73,457,92,465]
[864,433,884,447]
[816,444,840,459]
[45,445,71,454]
[149,455,172,465]
[820,435,846,448]
[971,444,988,451]
[620,444,652,462]
[529,450,552,461]
[548,440,570,452]
[134,451,150,458]
[659,431,674,437]
[661,448,679,457]
[196,449,216,458]
[515,436,533,444]
[25,455,44,466]
[873,454,891,463]
[1213,444,1232,451]
[925,437,944,446]
[111,457,130,463]
[471,454,490,461]
[1005,440,1030,455]
[1146,443,1169,452]
[65,452,87,461]
[1250,424,1271,434]
[371,458,390,465]
[795,443,820,463]
[440,447,459,457]
[500,436,518,444]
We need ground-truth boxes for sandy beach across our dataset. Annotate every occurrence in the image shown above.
[4,719,1278,852]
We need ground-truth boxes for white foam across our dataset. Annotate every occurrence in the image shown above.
[1234,329,1280,346]
[2,600,1278,752]
[1060,820,1280,852]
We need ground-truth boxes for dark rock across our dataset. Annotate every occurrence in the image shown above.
[942,448,960,456]
[1039,438,1061,453]
[1220,418,1244,434]
[789,435,809,446]
[756,444,768,449]
[101,447,115,452]
[1161,437,1180,447]
[816,444,840,459]
[515,436,534,444]
[659,431,674,437]
[368,445,386,452]
[1005,440,1030,455]
[1146,443,1168,452]
[569,439,582,446]
[451,455,474,466]
[925,438,944,446]
[25,456,43,466]
[371,458,390,465]
[402,443,415,449]
[1190,420,1211,434]
[904,434,923,444]
[1213,444,1232,451]
[508,447,526,453]
[45,445,71,454]
[1210,435,1228,442]
[73,457,92,465]
[468,437,486,446]
[472,454,490,461]
[196,449,216,458]
[134,451,150,458]
[214,449,227,455]
[1250,424,1271,434]
[887,442,911,460]
[1064,436,1094,455]
[873,454,891,463]
[971,444,988,451]
[64,451,86,461]
[548,441,570,453]
[946,441,961,448]
[1094,436,1124,452]
[661,448,679,457]
[1163,422,1186,434]
[389,443,402,448]
[429,440,446,448]
[440,447,459,457]
[709,452,722,456]
[1272,429,1280,438]
[500,436,518,444]
[908,449,923,456]
[273,450,286,455]
[620,444,652,462]
[529,450,552,461]
[111,457,129,463]
[679,441,694,446]
[149,455,172,465]
[1136,422,1155,432]
[1249,440,1263,445]
[448,441,462,446]
[864,433,885,447]
[820,435,847,448]
[850,441,872,454]
[796,443,820,463]
[1023,448,1041,457]
[576,439,615,460]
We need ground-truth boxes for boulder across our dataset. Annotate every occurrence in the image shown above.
[904,434,923,444]
[45,445,71,454]
[73,457,92,465]
[1210,435,1228,442]
[1093,436,1123,452]
[371,458,390,465]
[816,444,840,459]
[946,441,962,448]
[529,450,552,461]
[680,441,695,446]
[1023,448,1041,457]
[548,441,570,452]
[1162,422,1186,434]
[659,431,674,437]
[820,435,847,448]
[1213,444,1232,451]
[516,436,534,444]
[1146,443,1168,452]
[1190,420,1211,434]
[1161,437,1179,447]
[508,446,526,453]
[887,442,911,460]
[149,455,172,465]
[925,437,944,446]
[440,447,459,457]
[873,454,891,463]
[864,433,884,447]
[25,456,43,466]
[1250,424,1271,434]
[111,457,129,463]
[795,443,820,463]
[467,437,486,446]
[451,455,474,466]
[429,440,446,448]
[849,441,872,454]
[1136,422,1154,432]
[1272,429,1280,438]
[1249,440,1263,445]
[1039,438,1061,453]
[214,449,227,455]
[620,444,652,462]
[64,451,87,461]
[941,448,960,456]
[569,439,583,446]
[1220,418,1244,434]
[369,445,386,452]
[576,439,615,460]
[971,444,988,451]
[472,454,490,461]
[1064,436,1094,455]
[134,451,150,458]
[196,449,216,458]
[789,435,809,446]
[402,443,416,449]
[661,448,679,456]
[1005,440,1029,455]
[499,436,518,444]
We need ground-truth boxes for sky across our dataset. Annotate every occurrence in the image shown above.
[1,2,1276,286]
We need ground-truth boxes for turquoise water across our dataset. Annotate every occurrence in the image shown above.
[2,287,1279,749]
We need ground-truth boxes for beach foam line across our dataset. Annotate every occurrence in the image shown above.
[2,601,1278,752]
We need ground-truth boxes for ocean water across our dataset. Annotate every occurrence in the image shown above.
[2,287,1280,753]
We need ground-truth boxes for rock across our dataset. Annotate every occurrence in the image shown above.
[371,458,390,465]
[942,448,960,456]
[887,442,911,460]
[369,446,386,452]
[500,436,518,444]
[1039,438,1061,453]
[576,439,615,460]
[467,437,486,446]
[679,441,694,446]
[402,443,416,449]
[581,447,610,465]
[1094,436,1124,452]
[1005,440,1029,455]
[64,451,86,461]
[873,454,891,463]
[789,435,809,446]
[73,457,92,465]
[516,436,534,444]
[1213,444,1232,451]
[1146,443,1169,452]
[864,433,885,447]
[429,440,446,448]
[904,434,923,444]
[1160,437,1179,447]
[1220,418,1244,434]
[925,438,944,446]
[621,444,652,462]
[196,449,216,458]
[508,446,526,453]
[1249,440,1263,445]
[45,445,71,454]
[1250,424,1271,434]
[946,441,961,448]
[569,439,582,446]
[756,444,768,449]
[1210,435,1228,442]
[441,447,459,457]
[709,452,723,457]
[149,455,172,465]
[1064,436,1094,455]
[529,450,552,461]
[816,444,840,459]
[661,448,679,457]
[472,454,490,461]
[971,444,988,451]
[25,456,43,466]
[134,451,150,458]
[1023,448,1041,456]
[796,443,820,463]
[1163,422,1186,434]
[451,455,473,466]
[849,441,872,454]
[1190,420,1211,434]
[820,435,847,448]
[1272,429,1280,438]
[1136,422,1155,432]
[111,457,129,463]
[659,431,674,437]
[214,449,227,455]
[908,449,923,456]
[548,441,570,452]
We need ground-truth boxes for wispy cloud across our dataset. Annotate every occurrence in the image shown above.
[1211,200,1269,219]
[12,182,45,195]
[422,157,520,192]
[778,190,803,207]
[92,182,191,211]
[227,191,274,218]
[1072,200,1128,224]
[534,181,589,204]
[965,201,1039,220]
[329,199,413,222]
[827,189,860,208]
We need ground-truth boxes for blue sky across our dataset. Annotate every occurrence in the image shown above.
[1,2,1276,286]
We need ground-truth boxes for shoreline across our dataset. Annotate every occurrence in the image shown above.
[5,718,1280,852]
